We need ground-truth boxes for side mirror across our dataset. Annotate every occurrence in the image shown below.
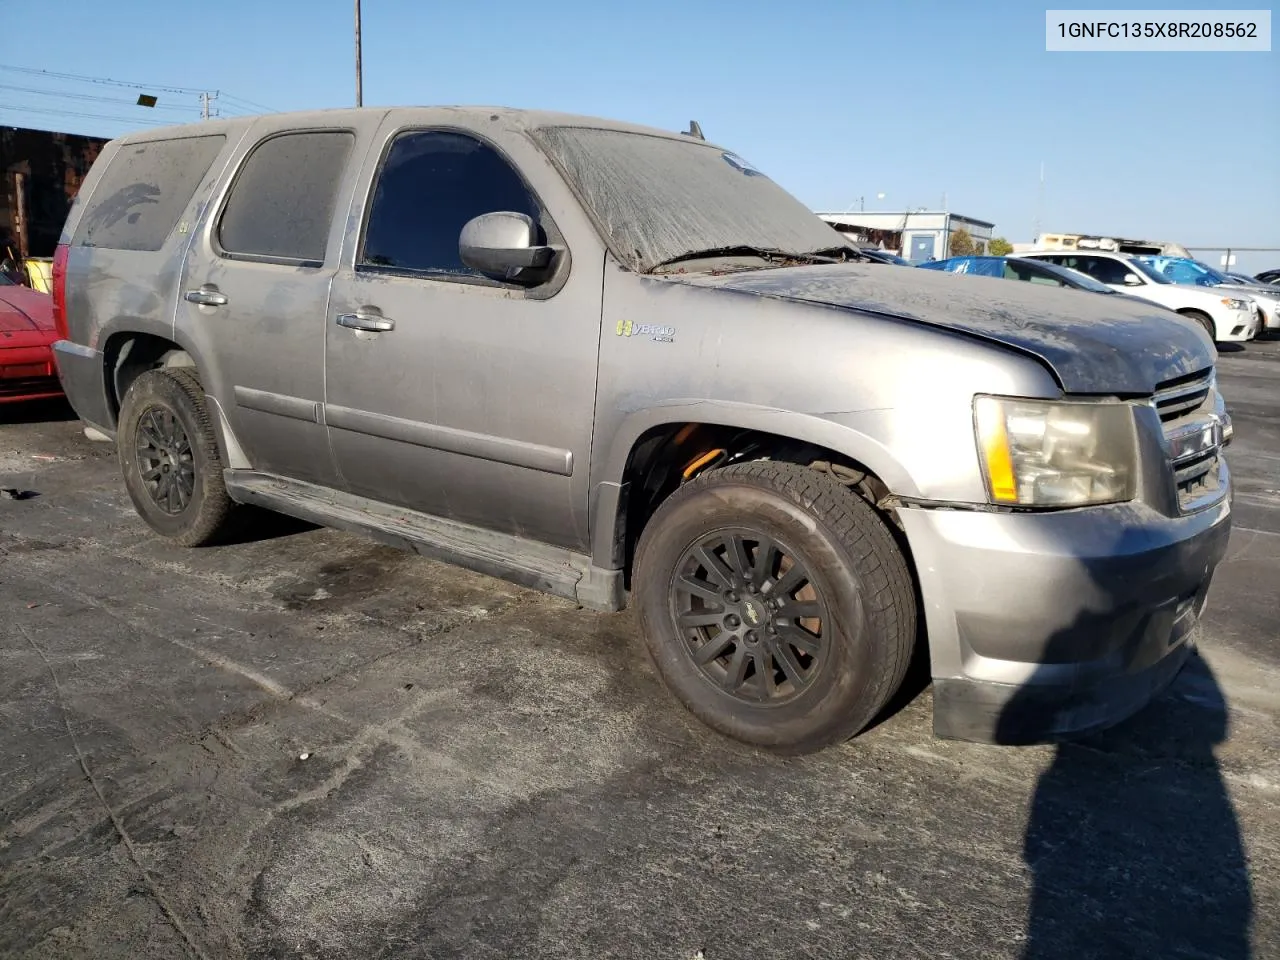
[1123,273,1143,286]
[459,211,555,283]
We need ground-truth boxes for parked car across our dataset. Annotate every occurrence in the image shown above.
[53,108,1232,752]
[1134,255,1280,336]
[1255,268,1280,285]
[0,274,61,404]
[919,255,1143,297]
[1019,250,1258,343]
[856,247,911,266]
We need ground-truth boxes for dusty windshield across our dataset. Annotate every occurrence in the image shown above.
[532,126,854,273]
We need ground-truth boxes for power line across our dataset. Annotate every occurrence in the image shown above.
[0,63,205,96]
[0,81,201,113]
[0,64,276,120]
[219,92,278,114]
[0,104,170,128]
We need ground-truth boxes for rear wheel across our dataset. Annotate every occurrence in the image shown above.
[1180,309,1217,343]
[117,368,236,546]
[633,460,916,754]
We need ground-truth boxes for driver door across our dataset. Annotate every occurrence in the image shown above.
[323,124,603,551]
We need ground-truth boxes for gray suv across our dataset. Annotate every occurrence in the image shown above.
[51,108,1232,753]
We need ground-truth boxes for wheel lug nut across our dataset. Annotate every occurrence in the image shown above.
[724,614,740,628]
[745,630,758,644]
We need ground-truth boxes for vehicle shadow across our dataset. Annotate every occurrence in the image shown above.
[214,505,320,546]
[998,562,1252,957]
[0,397,77,425]
[1217,343,1247,354]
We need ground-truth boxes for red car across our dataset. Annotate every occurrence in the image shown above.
[0,275,61,404]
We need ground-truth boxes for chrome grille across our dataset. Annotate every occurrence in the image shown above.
[1151,368,1223,512]
[1152,369,1212,425]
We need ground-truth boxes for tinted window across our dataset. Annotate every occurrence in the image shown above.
[1005,261,1064,286]
[361,131,540,278]
[75,136,225,251]
[219,131,354,264]
[1071,256,1135,285]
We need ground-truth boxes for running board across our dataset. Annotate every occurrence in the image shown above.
[223,471,625,612]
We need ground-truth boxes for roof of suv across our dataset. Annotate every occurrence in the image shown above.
[1020,250,1139,262]
[112,106,721,149]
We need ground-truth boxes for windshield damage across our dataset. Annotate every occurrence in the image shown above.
[650,245,874,275]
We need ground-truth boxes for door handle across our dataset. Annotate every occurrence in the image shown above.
[184,287,228,307]
[336,311,395,332]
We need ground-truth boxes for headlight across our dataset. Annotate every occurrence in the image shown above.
[974,397,1138,507]
[1221,297,1249,310]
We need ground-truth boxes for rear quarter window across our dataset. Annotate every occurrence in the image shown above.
[73,135,226,251]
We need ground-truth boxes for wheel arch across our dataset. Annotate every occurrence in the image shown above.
[593,401,920,583]
[100,326,250,469]
[1174,306,1217,341]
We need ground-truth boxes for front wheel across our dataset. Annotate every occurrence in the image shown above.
[633,461,917,754]
[1179,309,1218,344]
[117,367,236,546]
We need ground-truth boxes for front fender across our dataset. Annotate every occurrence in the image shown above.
[597,398,920,497]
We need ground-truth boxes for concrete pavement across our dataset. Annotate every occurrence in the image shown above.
[2,342,1277,960]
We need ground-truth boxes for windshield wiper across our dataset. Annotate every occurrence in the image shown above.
[650,245,871,272]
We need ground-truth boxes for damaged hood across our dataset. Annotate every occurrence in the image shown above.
[672,263,1214,394]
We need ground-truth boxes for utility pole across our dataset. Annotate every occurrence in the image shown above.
[199,91,218,120]
[1033,160,1044,240]
[355,0,363,107]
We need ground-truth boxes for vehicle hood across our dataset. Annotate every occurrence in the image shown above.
[670,263,1213,394]
[1224,282,1280,304]
[0,286,55,336]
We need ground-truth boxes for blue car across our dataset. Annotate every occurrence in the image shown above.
[855,247,911,266]
[917,255,1125,295]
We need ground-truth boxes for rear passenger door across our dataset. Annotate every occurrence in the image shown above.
[177,116,381,486]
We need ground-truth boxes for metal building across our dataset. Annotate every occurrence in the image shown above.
[816,211,996,263]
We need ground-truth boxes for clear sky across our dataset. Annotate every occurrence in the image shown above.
[3,0,1277,271]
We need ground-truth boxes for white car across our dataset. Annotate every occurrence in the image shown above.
[1019,250,1258,343]
[1132,256,1280,337]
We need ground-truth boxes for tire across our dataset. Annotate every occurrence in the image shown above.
[117,367,236,547]
[633,460,917,754]
[1180,309,1217,343]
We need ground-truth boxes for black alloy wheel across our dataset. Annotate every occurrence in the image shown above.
[633,460,917,753]
[134,406,197,515]
[117,367,236,546]
[671,529,829,705]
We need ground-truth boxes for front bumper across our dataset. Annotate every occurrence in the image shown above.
[1257,301,1279,332]
[1217,307,1256,342]
[899,492,1232,744]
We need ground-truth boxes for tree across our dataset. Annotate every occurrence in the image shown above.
[988,236,1014,256]
[948,227,976,256]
